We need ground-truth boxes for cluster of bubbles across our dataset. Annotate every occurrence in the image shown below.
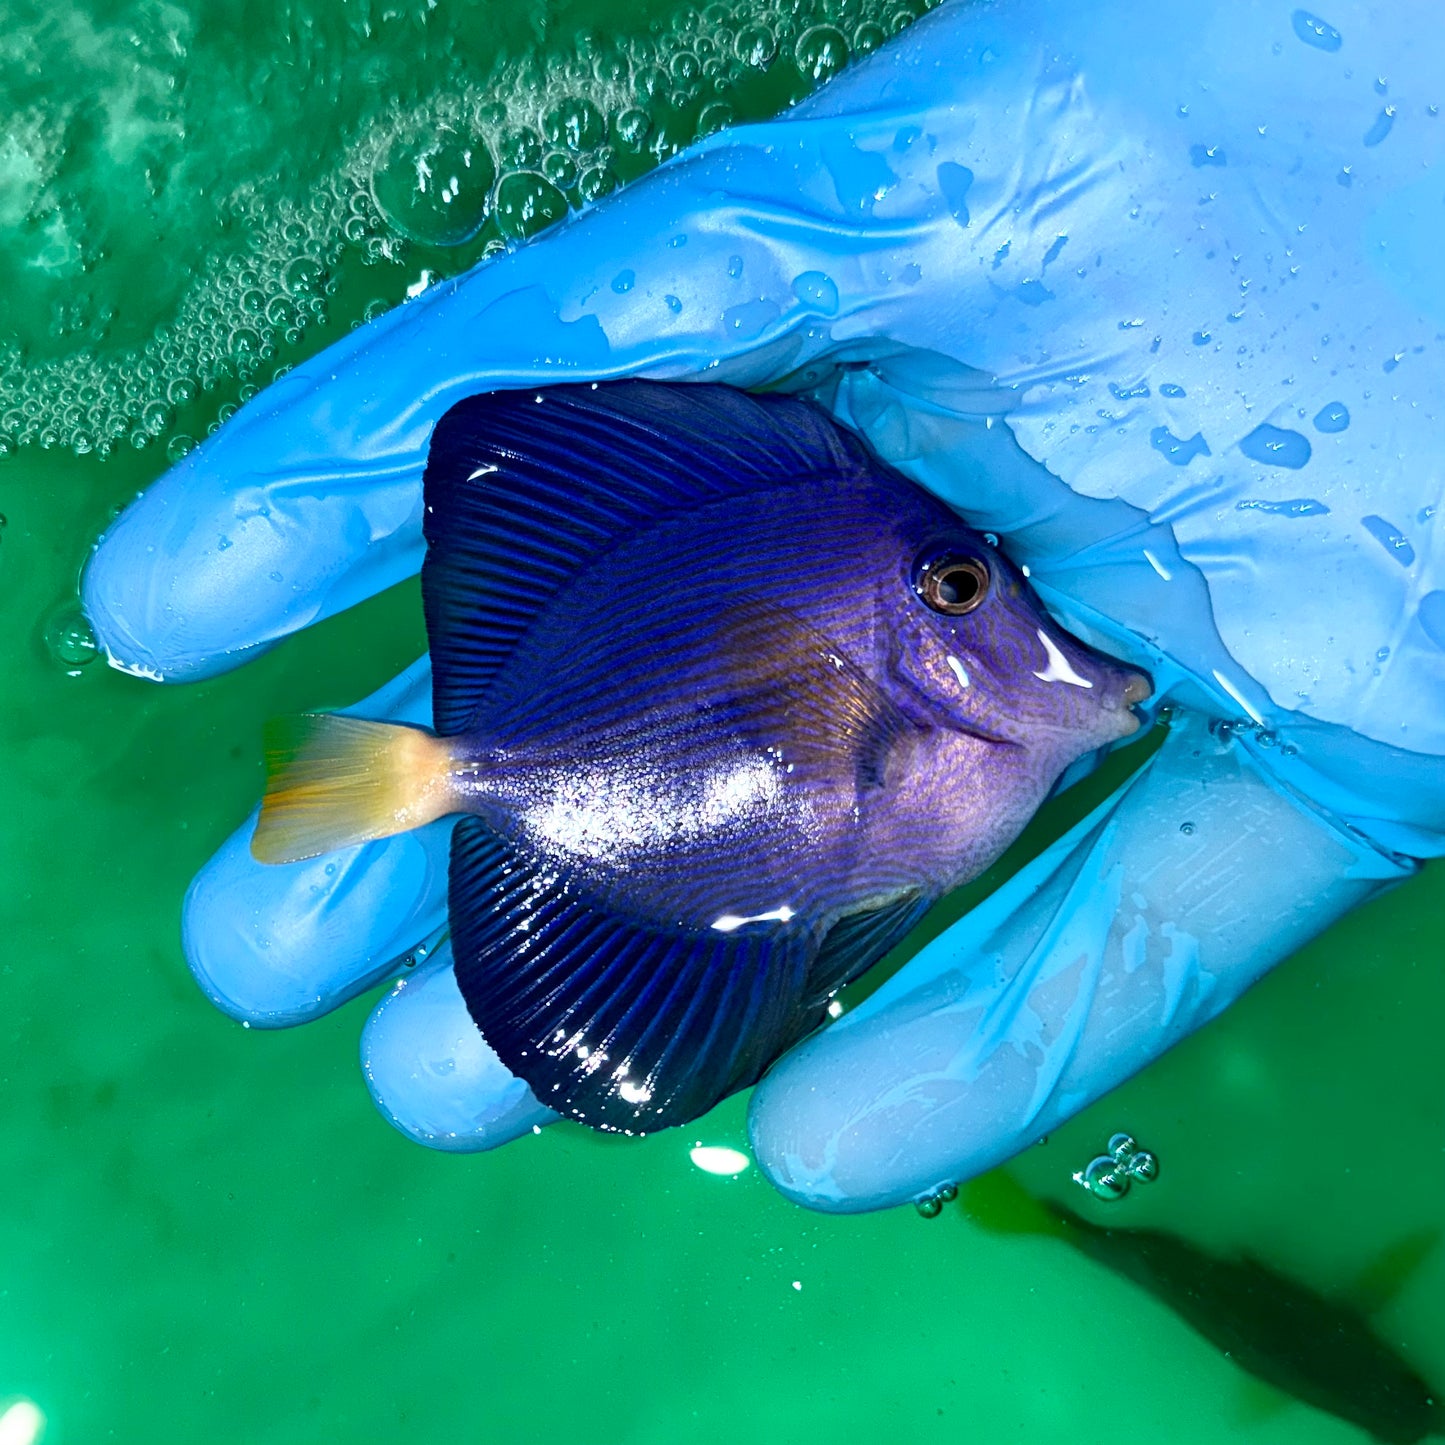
[907,1131,1166,1218]
[1208,714,1299,758]
[914,1180,960,1219]
[1072,1132,1160,1202]
[0,0,940,460]
[0,186,338,461]
[1159,704,1299,761]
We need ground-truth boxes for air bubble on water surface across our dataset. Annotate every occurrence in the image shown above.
[1073,1132,1160,1200]
[852,20,886,52]
[494,172,570,240]
[2,0,946,455]
[578,165,618,204]
[914,1181,958,1218]
[1075,1157,1130,1201]
[698,102,738,137]
[669,48,702,85]
[371,125,498,247]
[734,23,778,68]
[542,96,606,152]
[542,150,580,191]
[43,602,99,672]
[1126,1151,1159,1183]
[795,25,849,83]
[614,107,654,151]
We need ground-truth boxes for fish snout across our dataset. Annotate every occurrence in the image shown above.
[1030,623,1152,739]
[1111,668,1154,736]
[1122,671,1153,708]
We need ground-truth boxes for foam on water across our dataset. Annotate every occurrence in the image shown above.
[0,0,941,458]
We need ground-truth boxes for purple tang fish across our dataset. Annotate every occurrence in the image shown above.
[252,381,1149,1133]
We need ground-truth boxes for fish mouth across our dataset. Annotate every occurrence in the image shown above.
[1116,670,1153,735]
[1123,671,1152,708]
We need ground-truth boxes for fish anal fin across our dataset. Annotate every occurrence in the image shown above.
[447,817,817,1133]
[252,714,456,863]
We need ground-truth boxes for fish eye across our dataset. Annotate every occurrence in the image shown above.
[917,555,990,616]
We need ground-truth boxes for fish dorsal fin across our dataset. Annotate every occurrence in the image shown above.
[420,382,877,737]
[448,816,823,1133]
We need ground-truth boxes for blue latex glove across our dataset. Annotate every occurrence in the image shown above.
[85,0,1442,1210]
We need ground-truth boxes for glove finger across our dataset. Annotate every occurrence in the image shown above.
[79,125,883,681]
[80,0,1026,684]
[747,716,1415,1213]
[183,657,450,1025]
[362,941,557,1151]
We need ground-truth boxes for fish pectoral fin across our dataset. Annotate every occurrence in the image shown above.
[958,1169,1069,1241]
[447,817,818,1134]
[806,890,934,1004]
[716,598,920,792]
[1346,1228,1441,1316]
[250,714,455,863]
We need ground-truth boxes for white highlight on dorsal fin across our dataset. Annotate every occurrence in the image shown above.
[1142,547,1173,581]
[1032,629,1094,689]
[946,654,970,689]
[711,904,795,934]
[467,463,498,481]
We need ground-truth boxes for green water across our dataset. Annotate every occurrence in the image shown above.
[2,2,1442,1442]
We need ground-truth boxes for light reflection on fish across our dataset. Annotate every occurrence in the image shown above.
[251,382,1149,1132]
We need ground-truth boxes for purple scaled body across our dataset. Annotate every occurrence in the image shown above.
[448,465,1137,925]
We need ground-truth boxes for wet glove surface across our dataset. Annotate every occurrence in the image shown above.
[86,0,1442,1210]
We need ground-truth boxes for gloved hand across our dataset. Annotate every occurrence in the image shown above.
[84,0,1443,1212]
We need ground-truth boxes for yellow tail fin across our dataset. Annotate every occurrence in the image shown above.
[251,714,457,864]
